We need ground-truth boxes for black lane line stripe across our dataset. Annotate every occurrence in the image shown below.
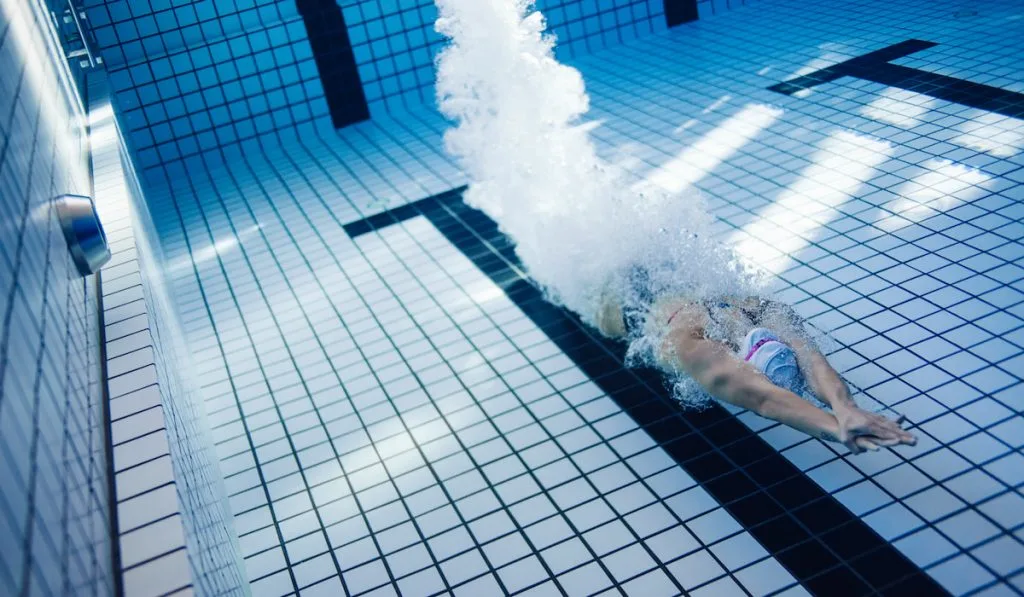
[769,39,1024,119]
[664,0,699,27]
[343,191,950,596]
[296,0,370,128]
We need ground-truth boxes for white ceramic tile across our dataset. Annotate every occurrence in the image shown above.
[122,549,192,597]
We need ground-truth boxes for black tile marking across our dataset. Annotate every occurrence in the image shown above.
[664,0,699,27]
[804,565,872,597]
[851,63,1024,118]
[769,39,1024,119]
[767,40,937,95]
[343,187,469,238]
[342,190,951,596]
[296,0,370,128]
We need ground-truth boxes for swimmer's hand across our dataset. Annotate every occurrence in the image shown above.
[834,406,917,454]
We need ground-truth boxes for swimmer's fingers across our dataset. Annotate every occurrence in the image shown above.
[837,409,917,454]
[877,419,918,445]
[861,412,917,445]
[867,425,918,446]
[843,433,880,454]
[843,437,863,454]
[847,436,897,455]
[864,436,906,447]
[854,436,880,452]
[847,433,916,455]
[841,422,917,455]
[896,417,919,446]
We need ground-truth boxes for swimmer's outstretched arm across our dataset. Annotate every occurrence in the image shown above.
[762,302,917,452]
[661,324,851,446]
[760,302,859,410]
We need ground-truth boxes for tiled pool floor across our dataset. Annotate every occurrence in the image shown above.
[142,0,1023,594]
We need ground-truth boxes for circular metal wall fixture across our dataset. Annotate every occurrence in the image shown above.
[55,194,111,276]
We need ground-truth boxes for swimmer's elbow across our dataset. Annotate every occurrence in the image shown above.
[700,363,735,397]
[747,389,774,419]
[706,374,732,400]
[704,364,771,415]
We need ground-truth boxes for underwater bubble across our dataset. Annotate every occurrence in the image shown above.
[433,0,766,404]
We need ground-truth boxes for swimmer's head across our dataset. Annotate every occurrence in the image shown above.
[762,349,805,396]
[744,329,806,396]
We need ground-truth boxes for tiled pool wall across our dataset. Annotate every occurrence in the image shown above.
[695,0,759,19]
[340,0,671,116]
[2,0,251,592]
[319,0,767,118]
[90,71,249,596]
[82,0,695,178]
[82,0,329,172]
[0,0,113,595]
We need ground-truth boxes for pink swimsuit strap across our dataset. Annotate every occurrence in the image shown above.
[744,337,777,362]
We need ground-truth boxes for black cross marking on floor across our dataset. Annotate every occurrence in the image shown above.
[296,0,370,128]
[344,192,949,596]
[769,39,1024,119]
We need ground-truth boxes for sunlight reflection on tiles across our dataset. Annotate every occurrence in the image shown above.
[861,88,934,127]
[884,160,992,222]
[167,224,265,274]
[732,130,892,272]
[954,114,1024,158]
[637,103,782,195]
[782,44,860,80]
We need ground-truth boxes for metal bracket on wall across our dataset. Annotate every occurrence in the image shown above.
[55,194,111,276]
[50,1,102,69]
